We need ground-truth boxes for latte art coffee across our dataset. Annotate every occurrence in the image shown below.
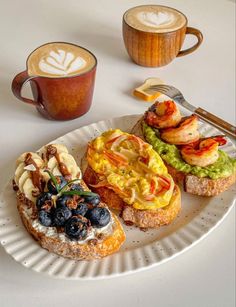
[124,5,186,33]
[28,43,96,77]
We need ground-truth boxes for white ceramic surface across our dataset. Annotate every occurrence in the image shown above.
[0,114,235,280]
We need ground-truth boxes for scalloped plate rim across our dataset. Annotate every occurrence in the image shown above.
[0,114,235,280]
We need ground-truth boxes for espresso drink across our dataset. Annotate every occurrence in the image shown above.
[123,5,203,67]
[12,42,97,120]
[124,5,186,33]
[27,42,96,78]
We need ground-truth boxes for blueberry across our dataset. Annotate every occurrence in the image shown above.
[86,207,111,228]
[38,210,53,227]
[83,194,101,206]
[65,216,88,240]
[36,192,52,210]
[70,183,83,192]
[52,207,72,226]
[72,203,88,216]
[56,195,72,208]
[47,176,67,194]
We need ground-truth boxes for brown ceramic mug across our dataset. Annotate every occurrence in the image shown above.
[12,42,97,120]
[123,5,203,67]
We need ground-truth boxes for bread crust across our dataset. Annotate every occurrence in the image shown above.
[16,189,125,261]
[122,185,181,228]
[83,165,181,229]
[131,118,236,196]
[184,173,236,196]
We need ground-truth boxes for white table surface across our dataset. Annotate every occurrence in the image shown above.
[0,0,235,306]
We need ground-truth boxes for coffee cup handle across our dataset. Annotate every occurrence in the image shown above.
[11,71,41,107]
[177,27,203,57]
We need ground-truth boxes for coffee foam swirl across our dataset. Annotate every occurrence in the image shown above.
[39,50,86,76]
[124,5,186,33]
[27,43,96,78]
[137,11,174,28]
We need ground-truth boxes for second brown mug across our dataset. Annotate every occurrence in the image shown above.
[123,5,203,67]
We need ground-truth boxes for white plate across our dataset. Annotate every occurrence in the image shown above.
[0,114,235,280]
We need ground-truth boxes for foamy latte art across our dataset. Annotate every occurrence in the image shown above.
[137,11,173,28]
[39,50,86,76]
[28,43,96,78]
[124,5,186,33]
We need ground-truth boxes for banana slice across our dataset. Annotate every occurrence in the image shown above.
[47,156,58,170]
[47,156,62,176]
[14,162,26,183]
[14,144,81,206]
[16,152,43,167]
[58,152,81,179]
[46,155,65,177]
[38,144,68,160]
[15,158,44,183]
[46,154,81,179]
[40,169,50,182]
[51,166,62,176]
[22,178,36,202]
[41,156,64,180]
[18,171,31,191]
[29,158,43,167]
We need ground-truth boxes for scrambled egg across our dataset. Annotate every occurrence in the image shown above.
[87,129,175,210]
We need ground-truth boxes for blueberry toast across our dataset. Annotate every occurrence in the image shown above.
[13,144,125,260]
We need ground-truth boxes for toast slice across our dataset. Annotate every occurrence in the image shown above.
[81,130,182,230]
[16,192,125,260]
[13,144,125,261]
[83,165,181,229]
[131,117,236,196]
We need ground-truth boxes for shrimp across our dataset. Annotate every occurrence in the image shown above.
[145,100,182,129]
[160,115,200,145]
[180,136,226,167]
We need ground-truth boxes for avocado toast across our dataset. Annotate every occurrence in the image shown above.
[131,100,236,196]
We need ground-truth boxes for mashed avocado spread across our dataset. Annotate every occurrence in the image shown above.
[143,123,236,180]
